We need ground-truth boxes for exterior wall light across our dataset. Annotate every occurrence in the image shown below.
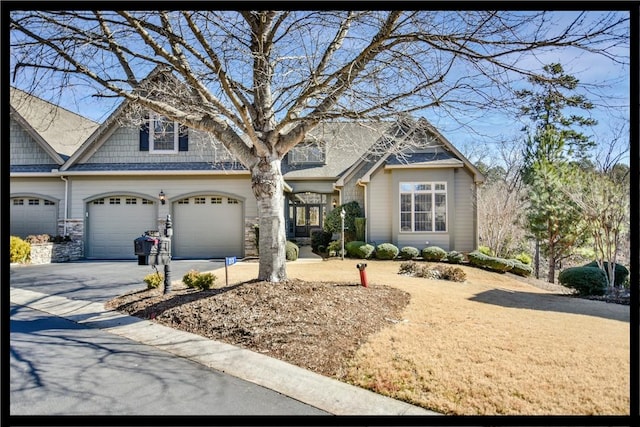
[332,199,337,209]
[159,190,166,205]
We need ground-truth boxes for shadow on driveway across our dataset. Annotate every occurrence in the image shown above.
[468,288,629,323]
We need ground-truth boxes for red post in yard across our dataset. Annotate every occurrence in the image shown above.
[356,263,368,287]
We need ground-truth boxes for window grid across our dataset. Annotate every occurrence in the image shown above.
[177,199,189,204]
[93,199,104,205]
[109,198,121,205]
[13,199,24,205]
[125,198,137,205]
[28,199,40,205]
[289,142,325,164]
[44,200,55,205]
[150,115,178,153]
[195,197,206,204]
[228,198,239,204]
[142,199,154,205]
[211,197,222,204]
[400,182,447,233]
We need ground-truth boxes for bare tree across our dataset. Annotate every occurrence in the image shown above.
[9,9,629,281]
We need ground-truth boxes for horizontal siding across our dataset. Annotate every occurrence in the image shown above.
[453,169,477,252]
[10,118,58,165]
[286,181,335,194]
[367,169,392,244]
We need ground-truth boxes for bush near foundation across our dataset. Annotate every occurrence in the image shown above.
[399,246,420,260]
[558,266,607,296]
[311,230,333,253]
[422,246,447,261]
[446,251,465,264]
[375,243,399,260]
[509,259,533,277]
[345,241,375,259]
[286,241,299,261]
[10,236,31,263]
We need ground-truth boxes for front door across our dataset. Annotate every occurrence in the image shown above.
[295,204,322,237]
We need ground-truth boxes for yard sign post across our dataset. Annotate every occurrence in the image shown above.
[225,256,236,287]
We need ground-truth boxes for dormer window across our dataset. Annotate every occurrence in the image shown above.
[139,113,189,153]
[289,141,325,164]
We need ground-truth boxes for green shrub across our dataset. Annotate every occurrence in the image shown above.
[422,246,447,262]
[582,261,629,287]
[558,267,607,296]
[510,260,533,277]
[345,241,374,259]
[327,240,343,257]
[514,252,532,265]
[143,272,164,289]
[399,261,420,276]
[467,251,514,273]
[446,251,465,264]
[285,241,299,261]
[311,230,333,252]
[324,201,363,236]
[10,236,31,263]
[182,270,217,290]
[375,243,399,260]
[478,245,494,256]
[399,246,420,260]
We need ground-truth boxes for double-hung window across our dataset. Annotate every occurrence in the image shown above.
[400,182,447,232]
[150,114,179,153]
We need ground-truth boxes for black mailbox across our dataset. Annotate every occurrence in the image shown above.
[134,234,170,266]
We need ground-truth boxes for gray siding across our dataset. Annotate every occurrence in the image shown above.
[453,168,477,252]
[367,167,478,252]
[10,118,58,165]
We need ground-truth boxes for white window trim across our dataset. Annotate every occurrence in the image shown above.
[289,141,326,164]
[399,182,448,233]
[149,114,179,154]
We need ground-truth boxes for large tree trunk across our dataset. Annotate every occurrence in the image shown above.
[251,156,287,282]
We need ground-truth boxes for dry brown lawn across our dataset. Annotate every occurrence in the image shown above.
[107,258,630,416]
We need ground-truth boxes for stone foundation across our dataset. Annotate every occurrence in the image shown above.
[30,241,83,264]
[244,218,259,257]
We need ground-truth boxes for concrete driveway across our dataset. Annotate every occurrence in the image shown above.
[9,259,223,302]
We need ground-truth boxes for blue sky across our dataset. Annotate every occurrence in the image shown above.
[12,10,631,167]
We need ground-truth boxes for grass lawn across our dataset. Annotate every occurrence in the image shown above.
[224,258,630,415]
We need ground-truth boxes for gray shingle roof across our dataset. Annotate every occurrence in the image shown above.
[10,164,60,173]
[10,87,100,158]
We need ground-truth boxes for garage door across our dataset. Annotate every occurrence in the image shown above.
[86,196,156,259]
[172,195,243,259]
[10,197,58,238]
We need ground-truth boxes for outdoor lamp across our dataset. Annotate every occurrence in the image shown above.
[332,199,337,209]
[159,190,166,205]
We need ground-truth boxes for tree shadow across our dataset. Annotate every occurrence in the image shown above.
[468,289,629,322]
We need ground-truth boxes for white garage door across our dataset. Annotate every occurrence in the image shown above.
[10,197,58,238]
[172,195,243,259]
[86,196,156,259]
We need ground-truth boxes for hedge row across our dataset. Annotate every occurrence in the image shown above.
[467,251,533,277]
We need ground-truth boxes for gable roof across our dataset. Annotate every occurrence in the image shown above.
[357,117,485,184]
[10,87,100,163]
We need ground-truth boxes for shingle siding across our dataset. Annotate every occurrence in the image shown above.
[10,118,58,165]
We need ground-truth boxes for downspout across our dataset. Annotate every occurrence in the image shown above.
[60,176,69,236]
[357,179,368,242]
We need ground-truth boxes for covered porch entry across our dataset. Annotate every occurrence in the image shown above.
[286,192,333,239]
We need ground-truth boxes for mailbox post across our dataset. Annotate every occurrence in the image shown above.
[163,214,173,294]
[340,208,346,261]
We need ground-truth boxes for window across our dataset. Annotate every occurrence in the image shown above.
[150,114,178,153]
[44,200,55,205]
[142,199,154,205]
[211,197,222,204]
[125,198,137,205]
[13,199,24,205]
[28,199,40,205]
[109,198,121,205]
[195,197,206,204]
[227,198,239,204]
[177,199,189,204]
[400,182,447,232]
[92,199,104,205]
[289,141,325,164]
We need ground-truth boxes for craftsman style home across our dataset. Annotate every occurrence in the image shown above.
[9,85,485,260]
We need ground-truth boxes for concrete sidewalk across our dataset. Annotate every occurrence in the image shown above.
[10,286,439,416]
